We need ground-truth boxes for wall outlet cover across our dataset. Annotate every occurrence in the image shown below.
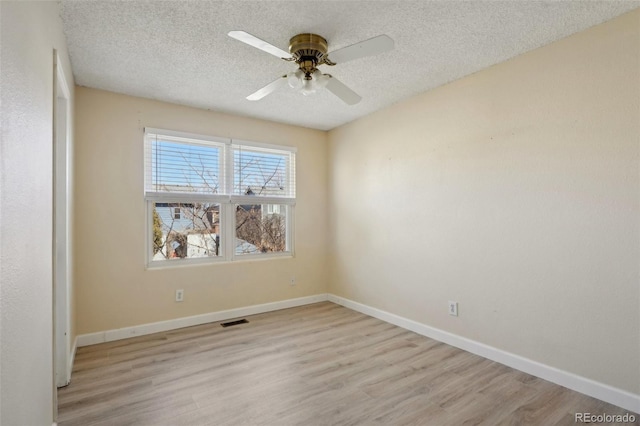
[448,301,458,316]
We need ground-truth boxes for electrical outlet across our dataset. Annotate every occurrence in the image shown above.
[175,289,184,302]
[448,301,458,316]
[290,276,296,286]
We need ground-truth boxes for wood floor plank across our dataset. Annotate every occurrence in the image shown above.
[58,302,638,425]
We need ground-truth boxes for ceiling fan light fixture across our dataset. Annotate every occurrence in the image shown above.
[298,70,331,96]
[287,69,327,96]
[300,78,318,96]
[287,69,304,89]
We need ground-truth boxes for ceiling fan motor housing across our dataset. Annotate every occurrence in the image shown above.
[289,34,331,78]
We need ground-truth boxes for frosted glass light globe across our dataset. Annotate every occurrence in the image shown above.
[287,70,304,89]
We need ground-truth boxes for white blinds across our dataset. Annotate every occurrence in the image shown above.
[144,129,296,200]
[146,134,223,194]
[233,145,295,198]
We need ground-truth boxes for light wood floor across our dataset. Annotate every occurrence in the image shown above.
[58,302,637,426]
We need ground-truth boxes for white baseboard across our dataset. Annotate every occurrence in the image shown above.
[327,294,640,414]
[76,294,328,347]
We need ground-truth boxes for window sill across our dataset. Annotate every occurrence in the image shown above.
[145,252,294,270]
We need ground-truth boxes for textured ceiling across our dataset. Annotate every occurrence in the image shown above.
[60,1,639,131]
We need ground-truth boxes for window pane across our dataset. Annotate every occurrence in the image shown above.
[151,138,220,194]
[234,146,292,197]
[152,202,220,260]
[235,204,287,255]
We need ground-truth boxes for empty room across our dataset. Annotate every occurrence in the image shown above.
[1,1,639,425]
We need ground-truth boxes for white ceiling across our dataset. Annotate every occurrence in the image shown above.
[60,1,639,131]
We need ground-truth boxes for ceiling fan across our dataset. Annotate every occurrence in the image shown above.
[228,31,394,105]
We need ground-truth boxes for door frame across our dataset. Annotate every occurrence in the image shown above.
[53,51,71,390]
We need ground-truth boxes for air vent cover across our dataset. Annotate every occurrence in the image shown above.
[221,319,249,328]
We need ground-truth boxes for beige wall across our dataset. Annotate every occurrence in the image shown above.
[74,88,328,334]
[0,1,75,425]
[328,9,639,395]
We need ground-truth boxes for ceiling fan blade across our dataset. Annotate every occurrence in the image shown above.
[328,35,394,64]
[246,76,287,101]
[228,31,292,59]
[325,76,362,105]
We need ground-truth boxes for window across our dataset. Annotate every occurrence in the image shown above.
[145,128,296,266]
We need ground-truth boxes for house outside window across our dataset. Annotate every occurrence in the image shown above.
[144,128,296,267]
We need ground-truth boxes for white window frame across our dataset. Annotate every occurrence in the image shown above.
[144,128,296,268]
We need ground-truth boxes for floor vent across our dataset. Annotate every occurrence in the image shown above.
[221,319,249,328]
